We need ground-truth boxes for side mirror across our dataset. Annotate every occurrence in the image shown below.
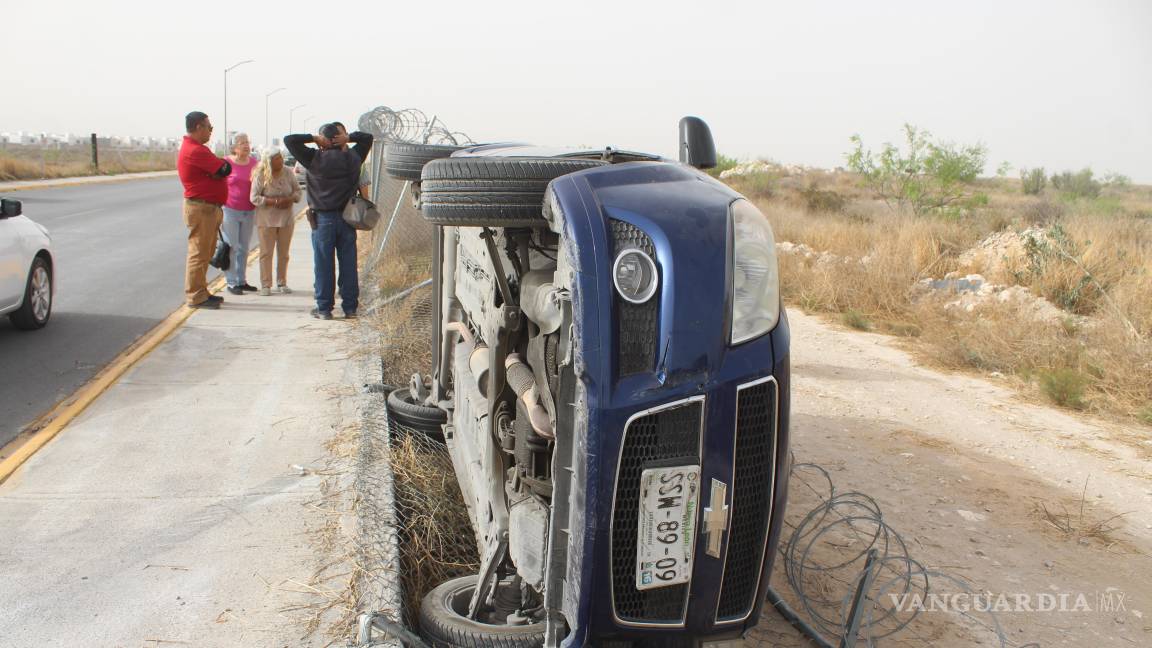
[1,198,22,218]
[678,116,717,170]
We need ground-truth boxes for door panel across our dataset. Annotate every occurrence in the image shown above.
[0,218,27,311]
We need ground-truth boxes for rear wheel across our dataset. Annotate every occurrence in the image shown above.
[418,575,545,648]
[10,256,52,330]
[385,143,464,180]
[419,157,607,227]
[386,387,447,441]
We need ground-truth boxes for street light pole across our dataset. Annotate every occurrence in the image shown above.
[289,103,307,134]
[264,87,286,148]
[302,115,317,133]
[223,59,254,154]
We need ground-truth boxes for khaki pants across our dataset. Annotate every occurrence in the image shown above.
[183,200,223,305]
[257,223,295,288]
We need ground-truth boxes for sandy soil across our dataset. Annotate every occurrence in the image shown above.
[748,309,1152,647]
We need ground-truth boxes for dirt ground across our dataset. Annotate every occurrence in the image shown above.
[747,309,1152,647]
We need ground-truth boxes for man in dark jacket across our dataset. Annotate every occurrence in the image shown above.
[284,122,373,319]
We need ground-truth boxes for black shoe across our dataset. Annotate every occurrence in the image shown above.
[227,285,244,295]
[343,310,358,319]
[310,308,333,320]
[190,298,221,310]
[240,283,258,292]
[207,294,224,302]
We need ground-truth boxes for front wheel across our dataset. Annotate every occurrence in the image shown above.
[418,575,545,648]
[10,256,52,330]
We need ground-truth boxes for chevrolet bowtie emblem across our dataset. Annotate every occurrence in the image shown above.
[703,478,729,558]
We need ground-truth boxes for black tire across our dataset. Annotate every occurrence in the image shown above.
[9,256,52,330]
[386,387,447,440]
[419,157,607,227]
[418,575,545,648]
[385,143,464,180]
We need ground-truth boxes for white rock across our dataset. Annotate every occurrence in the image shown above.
[957,510,987,522]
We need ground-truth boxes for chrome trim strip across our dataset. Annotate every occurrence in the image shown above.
[609,394,705,629]
[715,374,780,624]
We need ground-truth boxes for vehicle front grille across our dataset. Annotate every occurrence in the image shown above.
[609,219,658,375]
[717,378,778,621]
[612,399,702,625]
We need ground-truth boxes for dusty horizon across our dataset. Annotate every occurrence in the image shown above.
[1,0,1148,182]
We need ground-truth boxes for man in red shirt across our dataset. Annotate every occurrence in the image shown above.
[177,111,232,309]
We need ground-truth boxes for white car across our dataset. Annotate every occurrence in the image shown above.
[0,198,54,330]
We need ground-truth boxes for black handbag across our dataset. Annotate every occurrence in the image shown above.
[210,229,231,271]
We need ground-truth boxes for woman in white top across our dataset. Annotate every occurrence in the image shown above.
[249,148,302,295]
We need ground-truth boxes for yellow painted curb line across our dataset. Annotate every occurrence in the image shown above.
[0,247,261,484]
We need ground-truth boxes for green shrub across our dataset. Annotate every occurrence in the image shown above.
[1051,168,1101,199]
[846,124,987,214]
[841,309,872,331]
[1020,167,1046,195]
[707,154,739,179]
[1102,172,1131,188]
[1038,368,1087,409]
[964,193,990,208]
[1139,404,1152,425]
[799,182,847,213]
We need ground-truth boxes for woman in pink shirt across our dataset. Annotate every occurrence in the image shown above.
[222,132,259,294]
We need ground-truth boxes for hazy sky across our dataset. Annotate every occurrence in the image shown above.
[2,0,1149,180]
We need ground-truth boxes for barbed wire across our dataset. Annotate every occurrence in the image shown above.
[357,106,474,146]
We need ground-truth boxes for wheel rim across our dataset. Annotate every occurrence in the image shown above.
[443,581,544,628]
[31,266,51,322]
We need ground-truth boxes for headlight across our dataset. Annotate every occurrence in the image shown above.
[613,248,658,304]
[730,199,780,344]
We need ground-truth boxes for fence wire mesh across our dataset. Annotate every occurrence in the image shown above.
[355,106,480,635]
[386,422,479,629]
[357,106,473,388]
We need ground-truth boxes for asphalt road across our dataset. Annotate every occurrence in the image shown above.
[0,178,211,447]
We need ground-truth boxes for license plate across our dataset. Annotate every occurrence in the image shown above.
[635,465,700,591]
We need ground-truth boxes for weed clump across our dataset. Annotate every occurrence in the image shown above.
[841,309,871,331]
[1038,368,1087,409]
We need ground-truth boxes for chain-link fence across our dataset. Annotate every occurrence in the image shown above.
[357,106,473,388]
[354,107,479,640]
[388,423,479,628]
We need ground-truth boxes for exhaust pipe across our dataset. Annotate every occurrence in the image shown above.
[469,344,490,395]
[505,354,555,439]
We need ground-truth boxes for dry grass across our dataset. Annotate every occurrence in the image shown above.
[290,418,365,647]
[391,430,479,626]
[0,146,175,180]
[729,167,1152,423]
[1035,478,1130,547]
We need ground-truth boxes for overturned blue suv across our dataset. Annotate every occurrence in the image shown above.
[383,117,791,647]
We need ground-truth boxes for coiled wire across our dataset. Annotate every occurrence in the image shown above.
[772,462,1041,647]
[357,106,474,145]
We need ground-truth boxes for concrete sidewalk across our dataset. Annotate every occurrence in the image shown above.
[0,170,177,193]
[0,227,359,647]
